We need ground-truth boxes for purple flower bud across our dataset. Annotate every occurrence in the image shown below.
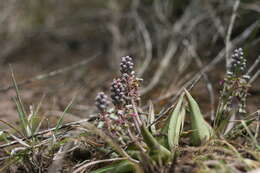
[120,56,134,74]
[95,92,109,112]
[110,78,126,106]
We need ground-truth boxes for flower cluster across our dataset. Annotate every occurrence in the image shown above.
[120,56,134,74]
[94,55,142,143]
[215,48,251,133]
[120,56,142,103]
[110,78,126,107]
[110,56,142,107]
[228,48,247,78]
[95,92,109,113]
[95,55,140,112]
[215,48,250,131]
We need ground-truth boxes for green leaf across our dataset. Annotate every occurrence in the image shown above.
[225,118,254,139]
[157,102,181,148]
[90,166,115,173]
[214,101,237,135]
[90,161,134,173]
[157,115,170,148]
[0,131,8,143]
[140,124,171,162]
[113,160,135,173]
[184,89,214,146]
[10,68,28,137]
[168,94,185,150]
[55,96,75,131]
[241,120,260,150]
[29,96,44,135]
[126,143,141,160]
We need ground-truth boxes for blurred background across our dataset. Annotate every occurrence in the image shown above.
[0,0,259,126]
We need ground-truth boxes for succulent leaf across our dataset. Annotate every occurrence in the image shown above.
[185,89,214,146]
[168,94,185,150]
[140,124,171,162]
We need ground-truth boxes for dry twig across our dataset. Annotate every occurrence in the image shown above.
[225,0,240,68]
[183,39,215,120]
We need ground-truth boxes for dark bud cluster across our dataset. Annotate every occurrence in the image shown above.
[95,55,141,112]
[95,92,109,112]
[110,78,126,106]
[228,48,247,77]
[119,56,142,103]
[120,56,134,75]
[94,55,141,142]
